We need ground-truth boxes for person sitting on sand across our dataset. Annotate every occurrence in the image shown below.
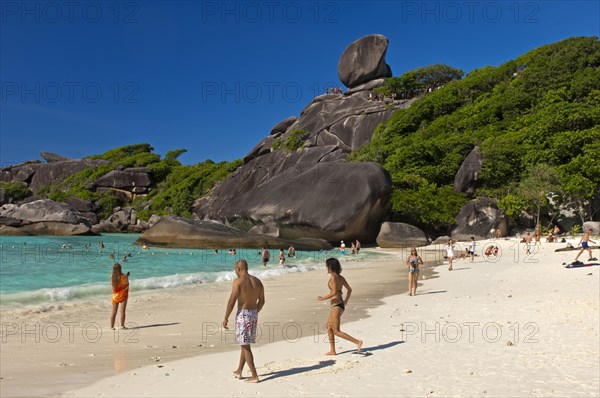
[574,229,597,262]
[317,258,363,355]
[110,263,130,330]
[223,260,265,383]
[406,247,423,296]
[546,233,555,243]
[553,225,561,236]
[484,245,492,257]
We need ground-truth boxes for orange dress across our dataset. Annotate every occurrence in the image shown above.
[112,274,129,304]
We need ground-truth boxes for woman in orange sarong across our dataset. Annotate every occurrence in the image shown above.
[110,263,130,330]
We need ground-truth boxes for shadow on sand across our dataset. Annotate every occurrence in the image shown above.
[259,360,336,382]
[336,340,404,355]
[416,290,447,295]
[131,322,181,329]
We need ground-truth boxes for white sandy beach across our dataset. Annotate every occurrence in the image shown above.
[61,237,599,397]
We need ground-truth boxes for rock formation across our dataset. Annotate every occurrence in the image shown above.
[451,198,509,241]
[454,146,483,197]
[376,222,429,248]
[338,34,393,88]
[137,216,332,250]
[195,35,410,243]
[0,199,93,235]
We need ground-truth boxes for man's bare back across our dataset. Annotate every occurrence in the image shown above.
[235,274,264,310]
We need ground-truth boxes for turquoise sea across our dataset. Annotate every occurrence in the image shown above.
[0,234,387,309]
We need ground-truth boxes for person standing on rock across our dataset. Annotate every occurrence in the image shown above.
[224,259,265,383]
[574,229,597,262]
[261,247,270,266]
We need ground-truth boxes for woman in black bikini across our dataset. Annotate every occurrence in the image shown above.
[317,258,363,355]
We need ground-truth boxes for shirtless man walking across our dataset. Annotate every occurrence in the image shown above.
[574,229,597,262]
[223,260,265,383]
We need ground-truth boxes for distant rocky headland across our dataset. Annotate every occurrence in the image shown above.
[2,35,599,247]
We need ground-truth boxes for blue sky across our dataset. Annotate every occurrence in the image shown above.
[1,0,598,166]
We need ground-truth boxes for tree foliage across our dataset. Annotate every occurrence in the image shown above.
[38,144,242,221]
[374,64,464,99]
[351,37,600,231]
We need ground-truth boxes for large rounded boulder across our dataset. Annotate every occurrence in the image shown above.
[376,222,428,248]
[451,198,509,241]
[137,216,331,250]
[0,199,92,235]
[195,160,392,243]
[338,34,392,88]
[453,146,483,198]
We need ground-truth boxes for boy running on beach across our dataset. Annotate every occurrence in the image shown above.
[574,229,597,262]
[223,260,265,383]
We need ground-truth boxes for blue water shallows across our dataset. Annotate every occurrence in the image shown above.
[0,234,385,308]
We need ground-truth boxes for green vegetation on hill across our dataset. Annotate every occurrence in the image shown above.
[350,37,600,232]
[38,144,241,220]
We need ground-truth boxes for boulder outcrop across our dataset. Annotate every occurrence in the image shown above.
[92,168,154,198]
[195,161,392,242]
[0,199,93,235]
[376,222,429,248]
[193,35,407,243]
[582,221,600,234]
[454,146,483,197]
[136,216,332,250]
[338,34,392,88]
[451,198,509,241]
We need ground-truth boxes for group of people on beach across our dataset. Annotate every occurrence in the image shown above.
[220,257,362,383]
[260,245,296,267]
[107,226,597,383]
[109,254,362,384]
[340,239,361,255]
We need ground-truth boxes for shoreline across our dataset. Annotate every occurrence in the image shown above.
[1,248,429,397]
[65,237,599,397]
